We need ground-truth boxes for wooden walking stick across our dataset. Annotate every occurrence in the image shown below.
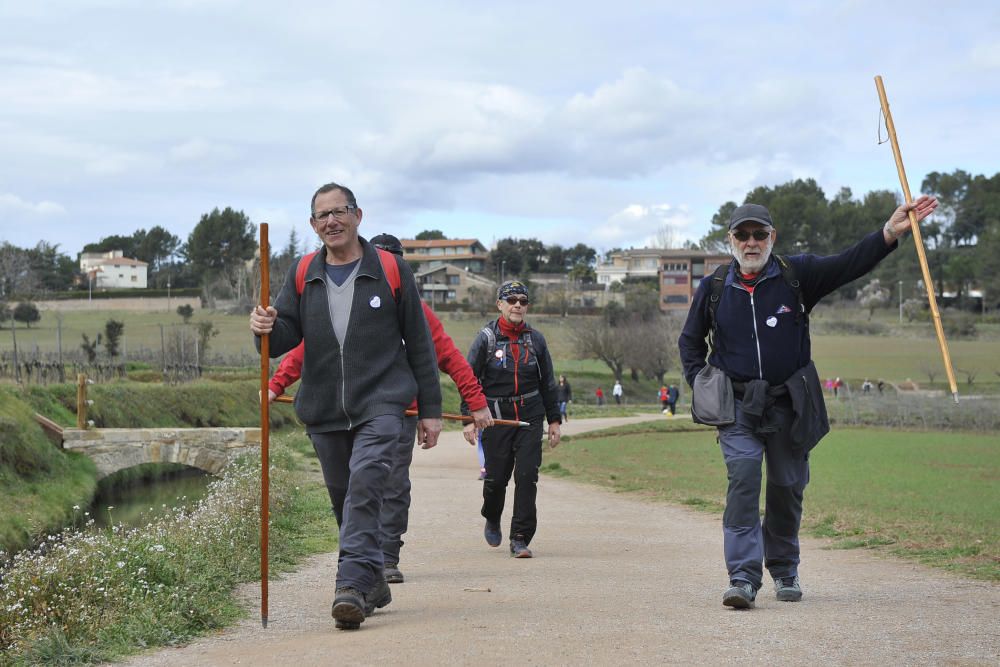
[874,75,959,403]
[273,394,529,426]
[258,223,271,627]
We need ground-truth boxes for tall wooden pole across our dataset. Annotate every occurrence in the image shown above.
[258,223,271,627]
[874,76,959,402]
[76,373,87,428]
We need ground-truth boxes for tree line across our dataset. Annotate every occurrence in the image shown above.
[2,168,996,310]
[698,170,1000,308]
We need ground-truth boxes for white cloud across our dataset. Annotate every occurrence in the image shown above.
[0,1,996,259]
[970,41,1000,68]
[601,203,697,248]
[168,138,236,162]
[0,193,66,216]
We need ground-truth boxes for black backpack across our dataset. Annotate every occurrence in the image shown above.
[479,323,540,380]
[706,256,806,351]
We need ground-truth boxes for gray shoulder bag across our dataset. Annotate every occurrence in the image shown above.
[691,364,735,426]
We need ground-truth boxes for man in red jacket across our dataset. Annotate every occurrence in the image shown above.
[269,233,493,584]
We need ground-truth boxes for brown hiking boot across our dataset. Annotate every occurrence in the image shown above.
[332,587,366,630]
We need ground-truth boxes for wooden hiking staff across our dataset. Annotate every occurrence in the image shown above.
[874,75,959,403]
[272,394,529,426]
[258,223,270,628]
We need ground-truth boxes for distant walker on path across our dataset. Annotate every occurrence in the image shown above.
[463,280,562,559]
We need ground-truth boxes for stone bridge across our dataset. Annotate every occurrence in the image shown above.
[60,427,261,479]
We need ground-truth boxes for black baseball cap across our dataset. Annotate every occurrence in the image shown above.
[729,203,773,230]
[369,233,404,256]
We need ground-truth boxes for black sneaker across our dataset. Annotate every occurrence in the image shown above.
[484,520,502,547]
[723,580,757,609]
[384,562,405,584]
[509,537,532,558]
[365,576,392,615]
[332,587,366,630]
[774,576,802,602]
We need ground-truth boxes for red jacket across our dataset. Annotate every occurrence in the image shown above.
[269,302,487,413]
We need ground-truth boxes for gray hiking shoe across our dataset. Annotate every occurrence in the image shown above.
[484,520,502,547]
[509,536,533,558]
[365,576,392,615]
[774,576,802,602]
[723,580,757,609]
[332,587,366,630]
[384,562,405,584]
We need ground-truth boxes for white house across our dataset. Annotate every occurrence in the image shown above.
[79,250,148,289]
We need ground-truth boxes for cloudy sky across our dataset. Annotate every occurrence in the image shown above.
[1,1,997,260]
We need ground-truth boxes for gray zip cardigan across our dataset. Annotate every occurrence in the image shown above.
[257,238,442,433]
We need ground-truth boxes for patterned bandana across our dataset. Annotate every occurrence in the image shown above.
[497,280,529,301]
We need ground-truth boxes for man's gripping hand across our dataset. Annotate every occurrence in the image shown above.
[250,305,277,336]
[417,418,443,450]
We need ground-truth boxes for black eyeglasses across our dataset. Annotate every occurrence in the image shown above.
[504,296,529,306]
[731,229,771,242]
[312,205,356,222]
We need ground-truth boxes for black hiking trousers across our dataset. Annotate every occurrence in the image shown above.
[481,409,544,545]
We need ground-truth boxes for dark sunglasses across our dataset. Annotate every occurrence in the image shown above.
[732,229,771,242]
[504,296,529,306]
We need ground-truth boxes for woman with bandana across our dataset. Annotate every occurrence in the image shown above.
[462,280,562,558]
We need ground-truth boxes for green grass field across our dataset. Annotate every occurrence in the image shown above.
[10,306,998,390]
[543,421,1000,580]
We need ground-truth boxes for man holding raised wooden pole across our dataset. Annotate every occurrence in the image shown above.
[679,193,938,610]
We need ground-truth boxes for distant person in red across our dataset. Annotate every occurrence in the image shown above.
[659,385,669,411]
[268,233,493,586]
[595,387,605,406]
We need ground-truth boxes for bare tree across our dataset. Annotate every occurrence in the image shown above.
[857,278,890,320]
[622,313,684,385]
[919,361,938,385]
[956,367,978,386]
[652,224,678,250]
[0,243,36,298]
[572,317,627,381]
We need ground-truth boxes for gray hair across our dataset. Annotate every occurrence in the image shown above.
[310,182,358,215]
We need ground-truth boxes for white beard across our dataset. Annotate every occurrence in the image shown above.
[731,239,773,274]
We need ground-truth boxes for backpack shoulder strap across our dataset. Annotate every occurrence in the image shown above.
[481,325,497,360]
[774,255,806,324]
[376,248,401,302]
[522,330,541,379]
[295,251,320,294]
[707,261,731,347]
[297,249,401,303]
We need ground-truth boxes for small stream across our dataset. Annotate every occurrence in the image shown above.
[90,466,214,529]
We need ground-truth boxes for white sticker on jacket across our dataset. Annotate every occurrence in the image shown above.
[370,295,381,308]
[766,316,778,327]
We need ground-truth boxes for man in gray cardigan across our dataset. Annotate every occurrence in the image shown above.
[251,182,442,630]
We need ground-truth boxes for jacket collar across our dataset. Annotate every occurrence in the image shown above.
[304,236,381,284]
[724,254,781,287]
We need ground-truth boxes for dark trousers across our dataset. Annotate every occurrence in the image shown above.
[718,398,809,589]
[481,410,544,545]
[378,415,418,565]
[308,414,402,593]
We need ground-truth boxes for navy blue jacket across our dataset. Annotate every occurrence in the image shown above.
[679,229,897,388]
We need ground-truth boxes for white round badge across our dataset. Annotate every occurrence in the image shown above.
[766,316,778,328]
[370,295,381,308]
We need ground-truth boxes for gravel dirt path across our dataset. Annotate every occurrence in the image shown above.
[119,415,1000,666]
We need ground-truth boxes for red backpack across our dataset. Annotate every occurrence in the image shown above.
[294,248,401,301]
